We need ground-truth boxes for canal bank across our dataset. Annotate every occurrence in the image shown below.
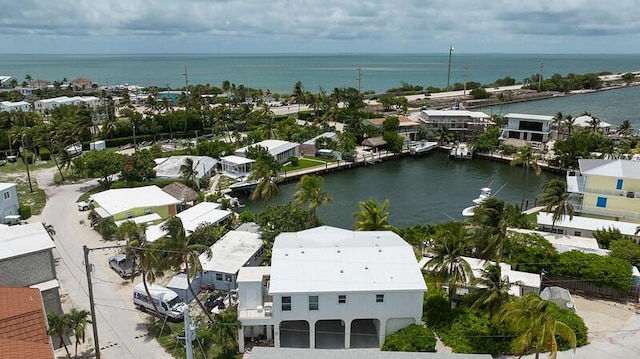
[239,151,562,229]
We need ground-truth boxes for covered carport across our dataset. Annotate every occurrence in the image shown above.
[350,318,380,348]
[279,320,309,348]
[315,319,345,349]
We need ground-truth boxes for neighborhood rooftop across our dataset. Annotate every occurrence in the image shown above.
[537,212,640,237]
[269,226,427,294]
[90,185,180,216]
[579,159,640,179]
[0,223,55,261]
[145,202,232,242]
[199,230,263,274]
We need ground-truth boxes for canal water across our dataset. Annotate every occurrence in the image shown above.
[239,151,561,229]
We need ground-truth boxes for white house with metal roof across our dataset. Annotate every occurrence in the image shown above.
[145,202,233,242]
[33,96,100,112]
[0,223,63,317]
[499,113,554,147]
[90,185,180,225]
[236,226,427,352]
[566,159,640,221]
[199,230,263,290]
[0,101,30,112]
[154,155,217,182]
[537,212,640,240]
[235,140,300,164]
[220,155,255,179]
[0,183,19,225]
[418,109,492,142]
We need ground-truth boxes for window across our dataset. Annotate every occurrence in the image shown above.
[596,197,607,208]
[144,208,153,214]
[616,179,624,190]
[225,274,232,282]
[216,273,223,281]
[338,295,346,304]
[2,191,10,200]
[309,296,318,310]
[574,231,582,237]
[126,212,134,218]
[376,294,384,303]
[282,296,291,311]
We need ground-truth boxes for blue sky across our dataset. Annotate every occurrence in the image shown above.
[1,0,639,54]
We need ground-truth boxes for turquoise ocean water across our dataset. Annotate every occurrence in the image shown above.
[2,53,639,95]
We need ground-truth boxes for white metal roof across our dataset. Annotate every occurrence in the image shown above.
[505,113,554,122]
[421,109,490,119]
[91,185,181,216]
[580,159,640,179]
[302,132,338,145]
[573,115,612,128]
[537,212,640,237]
[235,140,299,158]
[154,155,217,180]
[0,183,16,191]
[508,228,608,255]
[0,223,55,260]
[145,202,232,242]
[220,155,255,165]
[269,226,427,294]
[199,230,263,274]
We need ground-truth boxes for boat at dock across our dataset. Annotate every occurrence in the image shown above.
[462,187,492,217]
[229,179,259,192]
[409,141,438,155]
[449,143,473,160]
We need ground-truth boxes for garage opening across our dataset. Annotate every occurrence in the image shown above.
[350,318,380,348]
[279,320,309,348]
[315,319,345,349]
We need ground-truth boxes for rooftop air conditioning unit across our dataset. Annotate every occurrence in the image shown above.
[627,192,635,198]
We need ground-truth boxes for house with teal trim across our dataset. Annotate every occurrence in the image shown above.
[566,159,640,222]
[90,185,181,226]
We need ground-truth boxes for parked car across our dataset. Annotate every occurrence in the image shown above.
[133,283,186,321]
[77,198,94,211]
[108,254,135,278]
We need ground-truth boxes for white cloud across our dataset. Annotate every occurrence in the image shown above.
[0,0,639,53]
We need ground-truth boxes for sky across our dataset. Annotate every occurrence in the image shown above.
[1,0,640,54]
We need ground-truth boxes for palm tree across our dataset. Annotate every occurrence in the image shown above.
[293,174,332,221]
[469,264,513,319]
[179,157,199,188]
[617,120,634,138]
[159,217,215,323]
[128,237,167,320]
[94,217,118,241]
[510,146,542,208]
[539,179,575,229]
[118,221,147,282]
[497,292,577,359]
[423,221,474,305]
[47,311,71,358]
[249,154,281,203]
[67,308,91,358]
[467,198,520,261]
[212,311,242,354]
[353,199,393,231]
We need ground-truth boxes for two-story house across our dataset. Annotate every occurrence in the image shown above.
[236,226,427,352]
[499,113,554,148]
[418,110,492,142]
[0,183,20,225]
[90,185,181,226]
[566,159,640,221]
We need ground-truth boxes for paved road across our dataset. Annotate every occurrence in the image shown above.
[35,170,173,359]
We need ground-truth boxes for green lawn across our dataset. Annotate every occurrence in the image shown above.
[0,158,57,175]
[16,181,47,216]
[283,158,326,171]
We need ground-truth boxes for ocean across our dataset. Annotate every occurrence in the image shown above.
[2,53,640,95]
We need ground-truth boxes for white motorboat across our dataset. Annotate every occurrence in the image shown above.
[229,179,259,192]
[449,142,473,160]
[410,141,438,155]
[462,187,491,217]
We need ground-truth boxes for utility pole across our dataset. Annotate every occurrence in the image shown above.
[84,245,100,359]
[538,61,544,92]
[447,45,454,90]
[183,66,190,138]
[21,115,33,193]
[182,308,194,359]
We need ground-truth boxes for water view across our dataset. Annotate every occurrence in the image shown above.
[239,151,561,229]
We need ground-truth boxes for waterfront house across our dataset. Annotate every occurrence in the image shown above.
[537,212,640,241]
[364,116,422,141]
[300,132,338,156]
[90,185,180,226]
[220,155,255,179]
[417,109,492,142]
[199,230,263,290]
[34,96,100,113]
[154,155,217,182]
[0,101,30,112]
[0,183,19,225]
[499,113,554,149]
[236,226,426,352]
[0,286,56,357]
[70,77,94,91]
[144,202,233,242]
[572,115,612,134]
[0,223,63,322]
[235,140,300,164]
[566,159,640,221]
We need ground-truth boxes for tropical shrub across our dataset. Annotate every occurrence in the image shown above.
[549,250,633,292]
[381,324,436,352]
[547,305,589,350]
[608,239,640,268]
[506,233,558,273]
[18,205,31,219]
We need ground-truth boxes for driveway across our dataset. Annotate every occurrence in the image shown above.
[35,170,173,359]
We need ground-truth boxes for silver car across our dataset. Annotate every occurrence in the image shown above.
[108,253,135,278]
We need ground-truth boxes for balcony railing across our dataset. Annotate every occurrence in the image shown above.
[238,301,273,319]
[574,204,640,220]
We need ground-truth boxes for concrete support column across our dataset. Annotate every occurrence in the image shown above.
[238,328,245,353]
[309,320,316,349]
[274,325,280,348]
[379,319,386,347]
[344,320,351,349]
[266,324,273,341]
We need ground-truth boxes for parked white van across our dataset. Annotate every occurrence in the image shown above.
[133,283,187,321]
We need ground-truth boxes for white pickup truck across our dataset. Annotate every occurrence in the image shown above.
[76,198,94,211]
